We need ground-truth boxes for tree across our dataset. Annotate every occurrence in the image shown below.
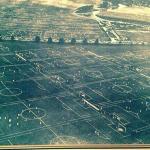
[100,1,109,9]
[35,36,40,43]
[11,35,15,41]
[59,38,65,44]
[112,0,119,7]
[94,38,99,45]
[0,34,3,42]
[71,38,76,44]
[83,38,88,44]
[48,37,53,44]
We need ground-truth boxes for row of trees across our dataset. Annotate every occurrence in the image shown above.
[0,35,100,45]
[35,36,99,45]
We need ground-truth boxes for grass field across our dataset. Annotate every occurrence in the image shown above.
[0,41,149,144]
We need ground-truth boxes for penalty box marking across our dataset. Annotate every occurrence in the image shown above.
[20,108,46,121]
[0,88,22,97]
[112,84,132,94]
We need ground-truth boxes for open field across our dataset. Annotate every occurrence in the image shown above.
[108,6,150,19]
[97,4,150,24]
[0,1,109,42]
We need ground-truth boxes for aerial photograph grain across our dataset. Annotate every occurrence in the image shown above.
[0,0,150,146]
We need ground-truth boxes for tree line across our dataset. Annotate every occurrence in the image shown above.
[0,35,100,45]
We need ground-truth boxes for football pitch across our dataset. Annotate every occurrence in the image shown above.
[0,41,149,145]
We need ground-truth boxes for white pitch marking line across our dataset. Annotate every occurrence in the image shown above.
[16,53,27,62]
[82,98,99,111]
[8,139,13,145]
